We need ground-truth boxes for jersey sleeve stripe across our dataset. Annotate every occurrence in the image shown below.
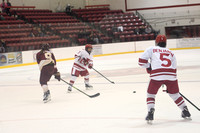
[138,63,146,66]
[139,58,148,63]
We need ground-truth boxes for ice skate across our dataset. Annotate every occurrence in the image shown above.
[146,108,155,124]
[85,83,93,90]
[182,106,191,120]
[68,85,72,93]
[43,90,51,103]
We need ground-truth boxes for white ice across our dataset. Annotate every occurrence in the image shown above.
[0,49,200,133]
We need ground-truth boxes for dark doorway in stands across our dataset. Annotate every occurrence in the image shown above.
[165,25,200,39]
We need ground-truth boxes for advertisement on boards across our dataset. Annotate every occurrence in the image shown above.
[0,52,23,66]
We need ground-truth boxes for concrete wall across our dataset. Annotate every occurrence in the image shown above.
[107,0,125,11]
[85,0,107,6]
[106,0,200,34]
[126,0,198,9]
[124,0,200,34]
[10,0,108,12]
[10,0,86,12]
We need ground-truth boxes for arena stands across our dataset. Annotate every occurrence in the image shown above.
[0,10,71,52]
[0,5,156,52]
[72,7,155,42]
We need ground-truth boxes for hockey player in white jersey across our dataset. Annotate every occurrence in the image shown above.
[68,44,93,92]
[138,35,191,124]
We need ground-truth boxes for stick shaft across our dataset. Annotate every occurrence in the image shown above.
[92,68,114,83]
[179,92,200,111]
[60,78,95,97]
[163,89,200,111]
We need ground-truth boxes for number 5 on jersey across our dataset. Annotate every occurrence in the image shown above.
[160,53,171,67]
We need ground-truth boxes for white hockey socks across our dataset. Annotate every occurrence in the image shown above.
[147,93,156,112]
[84,75,89,85]
[42,85,49,93]
[169,93,186,110]
[69,75,77,86]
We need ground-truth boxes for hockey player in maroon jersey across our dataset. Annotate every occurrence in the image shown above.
[68,44,93,92]
[36,43,60,103]
[138,35,191,124]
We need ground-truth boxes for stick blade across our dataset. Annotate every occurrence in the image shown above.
[89,93,100,98]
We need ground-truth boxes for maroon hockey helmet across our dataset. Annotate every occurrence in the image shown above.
[41,43,50,51]
[155,35,167,47]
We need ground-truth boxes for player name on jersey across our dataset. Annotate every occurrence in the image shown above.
[153,48,174,57]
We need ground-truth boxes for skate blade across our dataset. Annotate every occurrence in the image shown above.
[43,98,51,103]
[86,87,93,90]
[183,117,192,121]
[147,120,153,125]
[67,90,72,93]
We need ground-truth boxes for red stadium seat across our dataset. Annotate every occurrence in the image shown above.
[78,38,87,45]
[119,35,125,42]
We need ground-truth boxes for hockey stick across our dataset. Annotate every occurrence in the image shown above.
[163,90,200,111]
[60,78,100,98]
[179,92,200,111]
[92,67,115,84]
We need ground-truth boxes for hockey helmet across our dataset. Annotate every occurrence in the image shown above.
[41,43,50,51]
[85,44,93,54]
[155,35,167,47]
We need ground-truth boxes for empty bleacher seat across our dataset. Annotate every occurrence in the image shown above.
[0,20,25,25]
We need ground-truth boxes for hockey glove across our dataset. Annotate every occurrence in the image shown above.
[88,63,93,69]
[146,65,152,74]
[54,72,61,81]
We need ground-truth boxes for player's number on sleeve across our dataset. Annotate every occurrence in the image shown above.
[160,53,171,67]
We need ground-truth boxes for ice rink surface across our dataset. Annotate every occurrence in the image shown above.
[0,49,200,133]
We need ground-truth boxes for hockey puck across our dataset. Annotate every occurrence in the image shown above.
[133,91,136,93]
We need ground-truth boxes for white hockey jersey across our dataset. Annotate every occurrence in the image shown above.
[138,46,177,81]
[73,49,93,70]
